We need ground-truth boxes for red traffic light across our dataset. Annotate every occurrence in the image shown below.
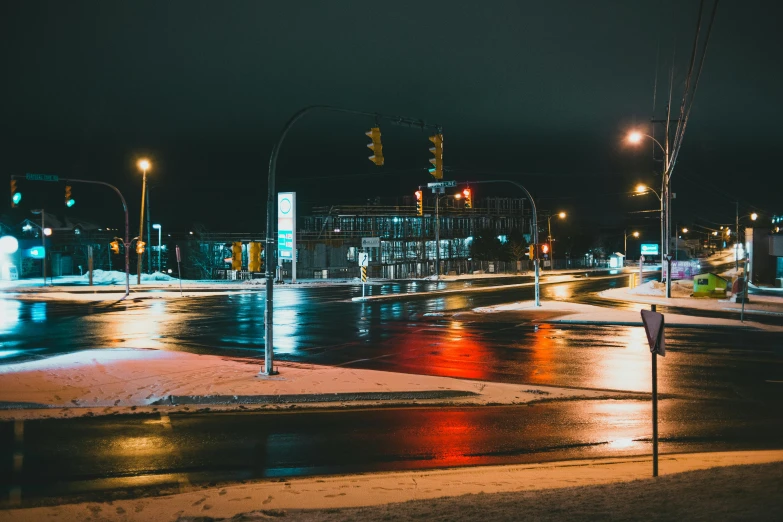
[541,244,549,254]
[415,190,422,200]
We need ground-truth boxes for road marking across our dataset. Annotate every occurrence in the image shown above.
[159,413,191,490]
[14,420,23,443]
[765,380,783,383]
[9,420,24,506]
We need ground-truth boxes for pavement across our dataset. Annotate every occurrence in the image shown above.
[2,449,781,521]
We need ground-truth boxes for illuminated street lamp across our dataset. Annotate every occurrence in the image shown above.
[682,227,689,234]
[137,158,151,284]
[547,212,566,270]
[625,230,640,258]
[627,130,671,297]
[751,212,758,221]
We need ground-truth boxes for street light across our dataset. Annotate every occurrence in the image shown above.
[546,212,566,270]
[137,158,151,284]
[627,130,671,297]
[682,227,689,234]
[152,224,162,273]
[624,230,640,258]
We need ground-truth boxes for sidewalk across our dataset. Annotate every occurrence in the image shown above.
[468,299,783,332]
[0,349,626,420]
[3,450,781,521]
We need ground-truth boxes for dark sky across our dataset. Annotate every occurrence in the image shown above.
[2,1,781,236]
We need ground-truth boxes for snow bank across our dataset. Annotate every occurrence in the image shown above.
[629,280,692,298]
[80,270,175,284]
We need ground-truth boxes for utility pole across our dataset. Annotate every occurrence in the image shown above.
[435,195,440,280]
[735,201,739,271]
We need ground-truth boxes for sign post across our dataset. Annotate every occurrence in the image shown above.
[175,245,183,297]
[639,255,645,288]
[359,252,369,298]
[88,246,94,286]
[277,192,297,283]
[641,305,665,477]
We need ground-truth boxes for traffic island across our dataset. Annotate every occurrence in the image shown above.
[0,349,626,420]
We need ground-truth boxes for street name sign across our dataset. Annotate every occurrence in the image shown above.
[361,237,380,248]
[358,252,369,267]
[26,173,59,182]
[641,309,665,356]
[427,181,456,188]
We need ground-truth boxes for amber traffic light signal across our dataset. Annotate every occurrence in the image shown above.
[65,185,75,207]
[415,190,423,216]
[366,127,384,166]
[10,180,21,207]
[541,244,549,255]
[136,241,146,254]
[110,240,120,254]
[428,134,443,180]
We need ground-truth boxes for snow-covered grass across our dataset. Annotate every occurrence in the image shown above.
[5,450,782,521]
[628,280,693,298]
[0,349,612,420]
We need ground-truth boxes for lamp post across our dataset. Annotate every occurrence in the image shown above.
[449,177,541,306]
[136,159,151,284]
[152,224,162,273]
[546,212,566,270]
[625,230,640,259]
[628,131,671,297]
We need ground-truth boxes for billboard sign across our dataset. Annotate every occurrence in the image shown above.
[664,260,700,281]
[277,192,296,260]
[640,243,659,255]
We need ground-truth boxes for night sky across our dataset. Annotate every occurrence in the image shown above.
[2,1,781,236]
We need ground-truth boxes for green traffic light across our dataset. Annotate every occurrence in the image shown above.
[66,198,75,207]
[12,192,22,205]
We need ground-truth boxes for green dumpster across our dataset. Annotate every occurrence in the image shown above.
[692,273,728,298]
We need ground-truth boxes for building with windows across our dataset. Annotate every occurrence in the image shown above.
[296,195,531,279]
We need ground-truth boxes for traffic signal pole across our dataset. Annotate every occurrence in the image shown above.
[11,175,131,298]
[264,105,442,375]
[451,177,541,307]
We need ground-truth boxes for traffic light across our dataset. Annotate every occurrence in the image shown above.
[462,188,472,209]
[10,180,21,207]
[64,185,75,207]
[415,190,423,216]
[528,245,535,259]
[110,241,120,254]
[136,241,146,254]
[231,241,242,271]
[428,134,443,180]
[366,127,384,166]
[541,243,549,255]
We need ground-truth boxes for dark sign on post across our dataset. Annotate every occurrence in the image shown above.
[641,309,665,356]
[641,305,665,478]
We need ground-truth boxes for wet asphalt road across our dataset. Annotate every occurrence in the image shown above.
[3,400,783,506]
[1,270,782,505]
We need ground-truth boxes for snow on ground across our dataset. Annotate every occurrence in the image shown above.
[601,283,783,319]
[471,299,783,331]
[628,279,693,298]
[0,349,613,420]
[4,450,782,522]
